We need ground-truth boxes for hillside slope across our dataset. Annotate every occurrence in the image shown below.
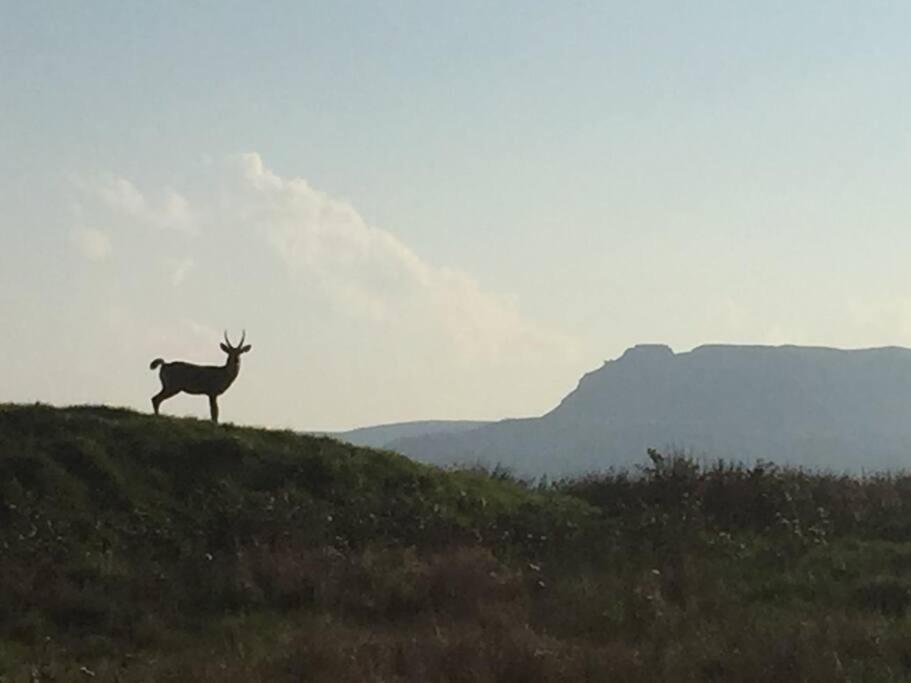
[8,405,911,679]
[0,404,594,680]
[0,403,589,557]
[392,344,911,475]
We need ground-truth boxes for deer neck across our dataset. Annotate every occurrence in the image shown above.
[223,357,241,380]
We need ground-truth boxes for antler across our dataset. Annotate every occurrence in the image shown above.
[223,330,246,349]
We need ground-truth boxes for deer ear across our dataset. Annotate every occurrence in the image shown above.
[220,343,231,353]
[241,344,252,353]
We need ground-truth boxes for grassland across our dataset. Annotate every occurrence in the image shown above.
[3,404,911,681]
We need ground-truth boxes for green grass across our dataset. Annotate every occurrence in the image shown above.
[5,406,911,680]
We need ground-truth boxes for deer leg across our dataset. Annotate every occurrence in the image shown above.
[208,395,219,423]
[152,387,178,415]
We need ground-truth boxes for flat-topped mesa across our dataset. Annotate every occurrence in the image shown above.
[392,342,911,476]
[618,343,675,362]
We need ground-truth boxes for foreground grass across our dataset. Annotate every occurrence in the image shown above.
[3,406,911,680]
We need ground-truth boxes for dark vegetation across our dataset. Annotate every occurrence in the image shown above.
[4,405,911,680]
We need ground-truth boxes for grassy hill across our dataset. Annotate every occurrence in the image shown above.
[4,405,911,680]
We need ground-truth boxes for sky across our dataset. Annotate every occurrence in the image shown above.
[3,2,911,430]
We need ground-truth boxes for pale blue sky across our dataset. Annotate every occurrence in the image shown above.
[3,2,911,429]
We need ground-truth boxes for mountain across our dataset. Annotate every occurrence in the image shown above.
[334,419,490,449]
[389,344,911,476]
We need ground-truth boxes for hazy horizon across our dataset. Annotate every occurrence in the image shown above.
[4,3,911,430]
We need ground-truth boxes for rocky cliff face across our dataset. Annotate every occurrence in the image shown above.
[390,344,911,476]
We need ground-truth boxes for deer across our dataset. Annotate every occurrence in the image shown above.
[150,331,252,423]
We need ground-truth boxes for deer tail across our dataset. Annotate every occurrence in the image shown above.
[150,358,164,370]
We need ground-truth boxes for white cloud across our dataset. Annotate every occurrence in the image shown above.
[230,152,578,365]
[84,175,197,233]
[73,155,579,367]
[159,190,195,232]
[96,177,145,216]
[71,227,112,261]
[169,257,195,287]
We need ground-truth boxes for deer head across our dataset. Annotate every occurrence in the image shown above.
[220,330,252,366]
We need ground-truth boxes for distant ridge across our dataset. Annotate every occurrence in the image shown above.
[387,344,911,476]
[335,419,490,449]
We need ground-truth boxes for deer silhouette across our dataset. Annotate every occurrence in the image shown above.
[150,331,251,423]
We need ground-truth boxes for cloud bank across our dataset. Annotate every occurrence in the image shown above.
[229,153,576,365]
[70,153,584,427]
[82,176,197,233]
[71,226,112,261]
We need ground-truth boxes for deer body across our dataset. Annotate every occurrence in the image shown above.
[150,332,251,423]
